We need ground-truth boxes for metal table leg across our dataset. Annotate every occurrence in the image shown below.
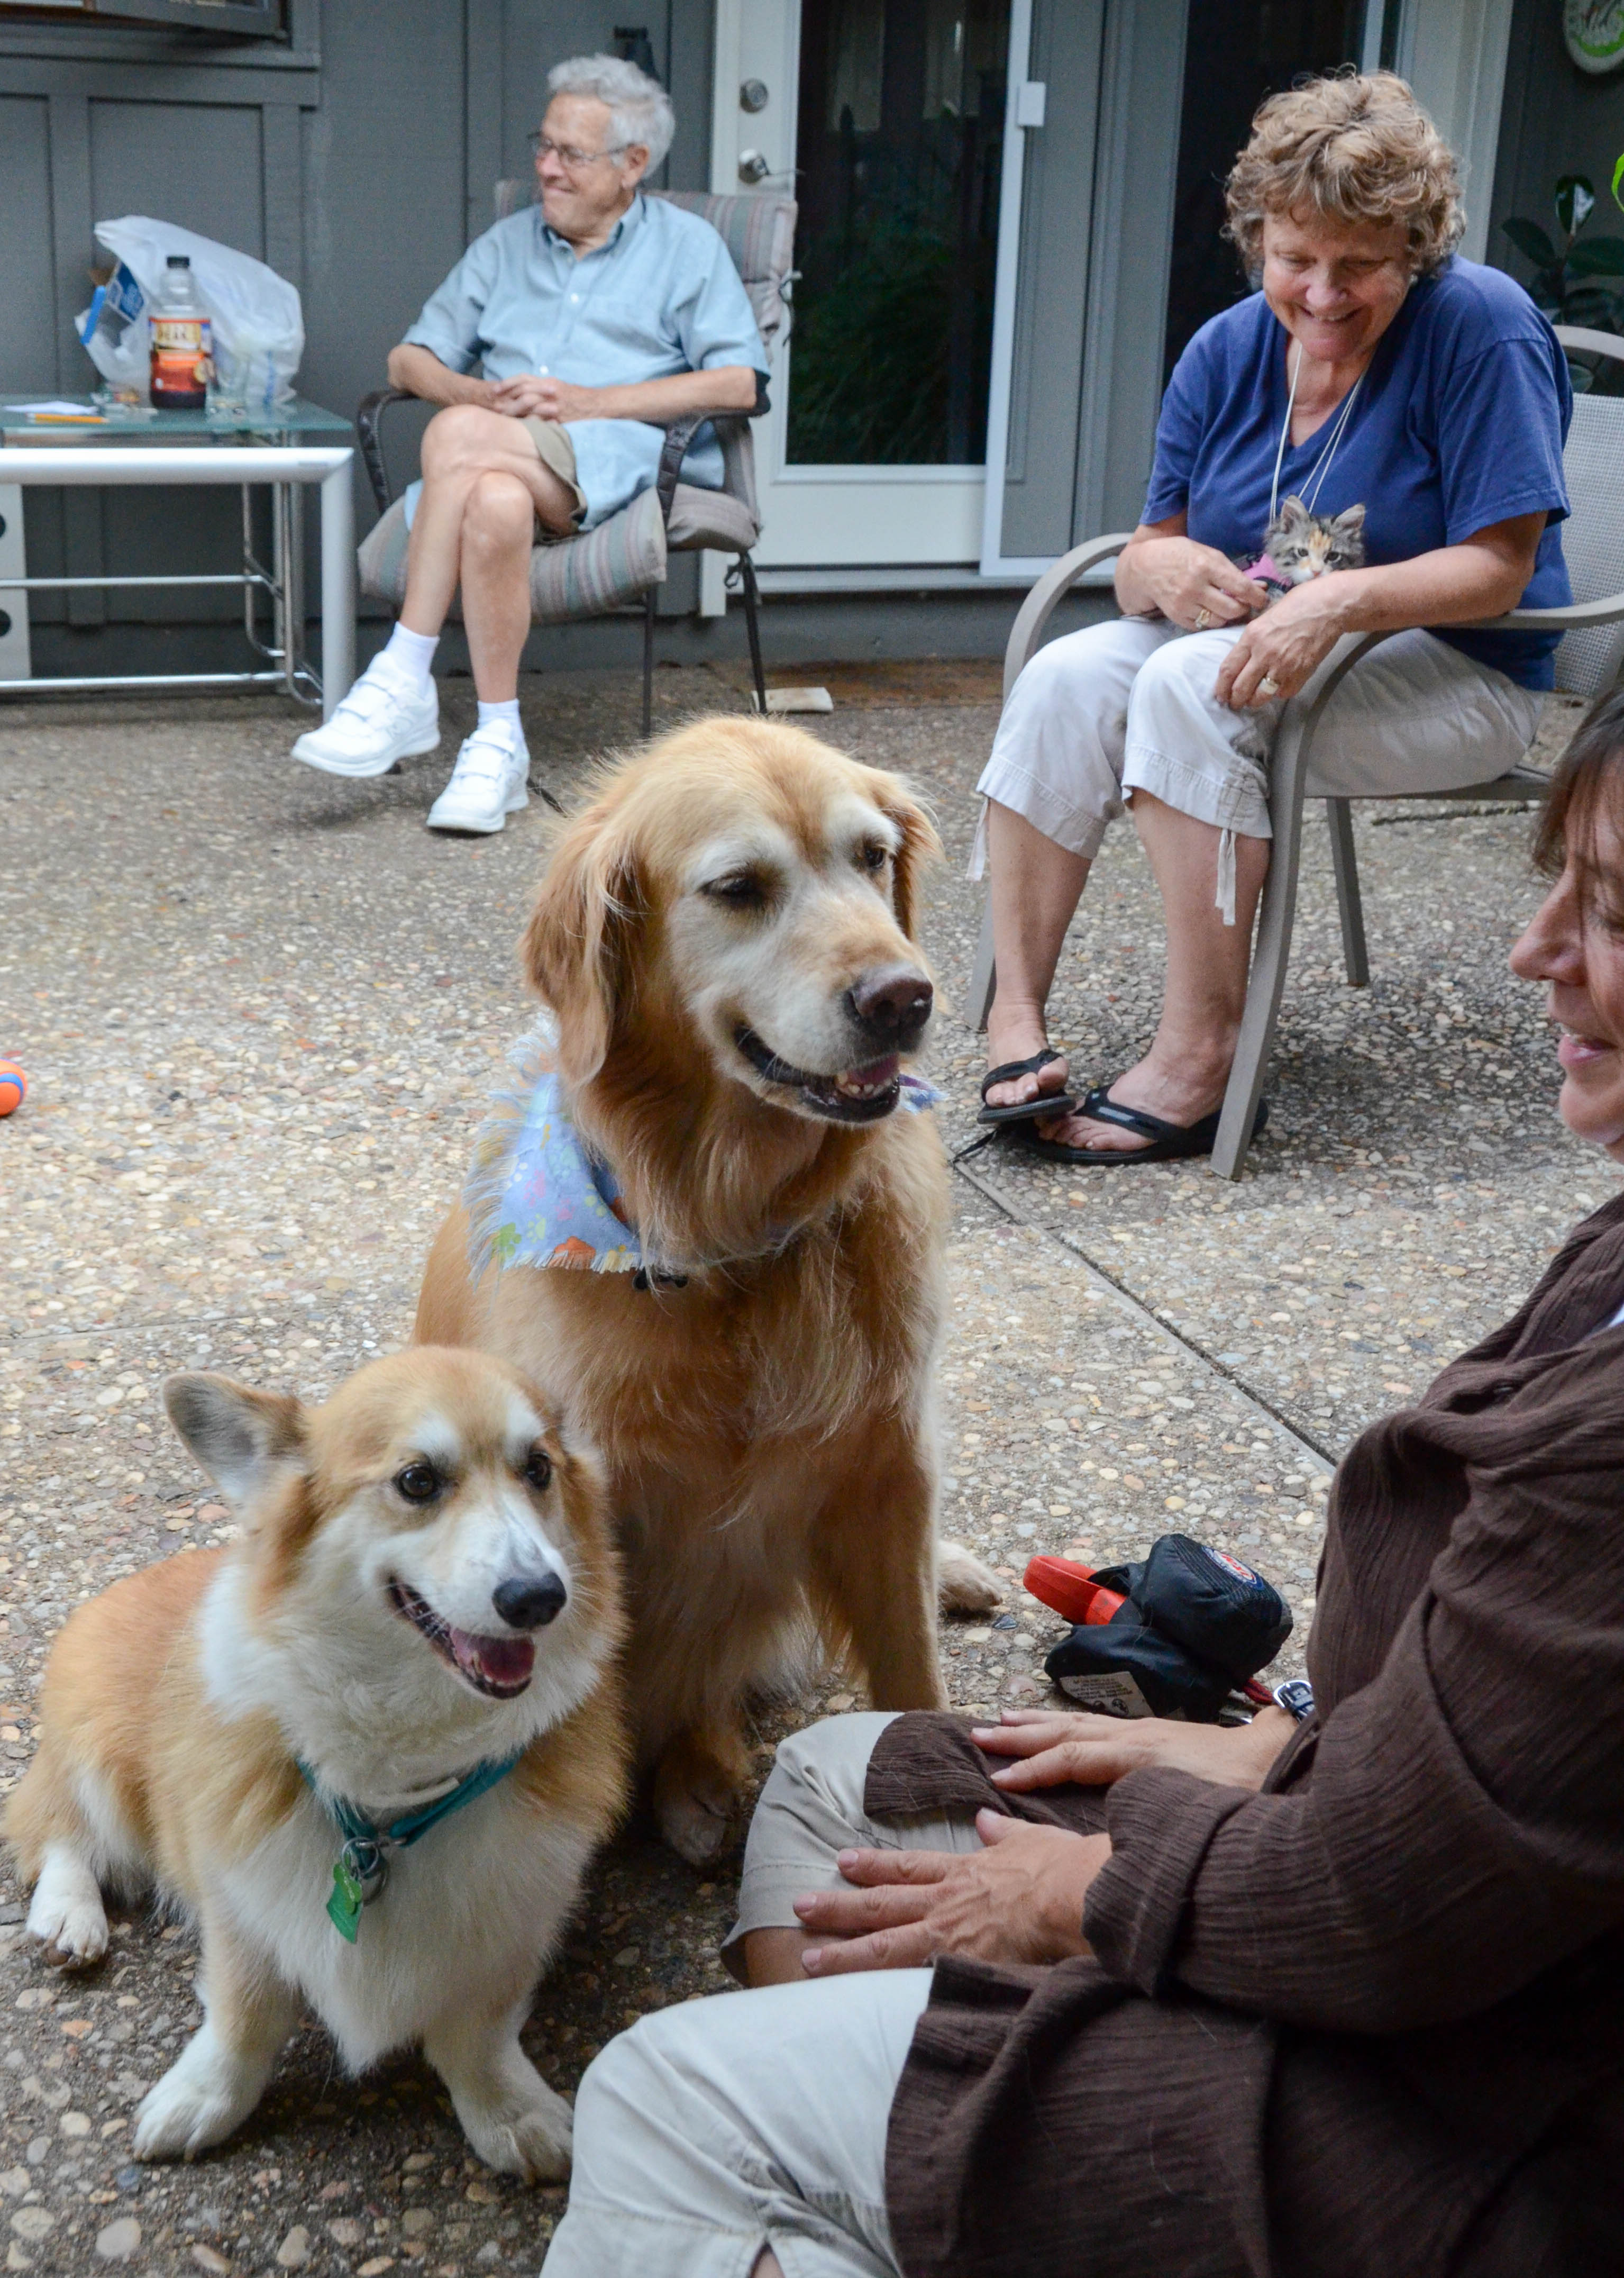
[319,460,354,719]
[285,479,305,702]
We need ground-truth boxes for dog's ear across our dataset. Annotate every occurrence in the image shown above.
[879,786,942,943]
[164,1373,306,1510]
[521,813,645,1084]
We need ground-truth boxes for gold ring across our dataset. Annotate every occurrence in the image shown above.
[1194,607,1214,631]
[1258,673,1281,697]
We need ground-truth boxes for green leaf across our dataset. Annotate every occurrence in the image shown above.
[1613,152,1624,212]
[1557,175,1596,235]
[1566,237,1624,276]
[1563,283,1624,332]
[1502,215,1558,267]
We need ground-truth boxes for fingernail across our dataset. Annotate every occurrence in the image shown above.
[792,1896,813,1917]
[836,1849,860,1870]
[970,1726,996,1739]
[801,1949,823,1973]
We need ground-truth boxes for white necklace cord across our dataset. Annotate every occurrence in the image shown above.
[1270,341,1364,525]
[1220,342,1364,938]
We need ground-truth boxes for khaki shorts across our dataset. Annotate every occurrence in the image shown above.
[520,415,586,536]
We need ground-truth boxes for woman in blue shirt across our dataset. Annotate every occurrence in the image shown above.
[976,71,1572,1163]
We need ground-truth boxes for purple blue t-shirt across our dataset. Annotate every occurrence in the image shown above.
[1142,257,1573,689]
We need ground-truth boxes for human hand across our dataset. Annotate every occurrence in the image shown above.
[1215,577,1353,707]
[972,1705,1294,1794]
[793,1811,1109,1976]
[488,374,604,421]
[1121,536,1268,631]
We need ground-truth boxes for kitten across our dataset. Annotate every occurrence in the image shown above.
[1244,494,1366,597]
[1227,497,1366,780]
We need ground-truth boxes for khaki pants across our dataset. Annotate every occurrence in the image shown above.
[544,1717,985,2278]
[521,415,588,533]
[722,1712,986,1977]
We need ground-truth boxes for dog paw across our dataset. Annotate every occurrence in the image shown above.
[938,1540,1002,1617]
[133,2034,262,2162]
[461,2083,573,2182]
[26,1859,108,1971]
[656,1782,734,1867]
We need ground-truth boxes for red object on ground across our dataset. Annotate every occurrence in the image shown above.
[1023,1555,1126,1627]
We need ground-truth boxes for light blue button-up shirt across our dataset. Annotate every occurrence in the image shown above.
[402,192,767,529]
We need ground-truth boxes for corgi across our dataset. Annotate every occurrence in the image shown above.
[3,1347,627,2179]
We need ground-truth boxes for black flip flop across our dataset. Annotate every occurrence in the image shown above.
[977,1049,1078,1128]
[1021,1082,1267,1166]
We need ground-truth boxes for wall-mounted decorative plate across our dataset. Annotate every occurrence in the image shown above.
[1566,0,1624,74]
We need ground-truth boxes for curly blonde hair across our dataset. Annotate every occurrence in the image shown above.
[1225,71,1463,279]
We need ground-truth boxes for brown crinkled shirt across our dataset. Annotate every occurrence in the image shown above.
[874,1195,1624,2278]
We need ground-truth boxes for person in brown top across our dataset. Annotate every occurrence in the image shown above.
[541,713,1624,2275]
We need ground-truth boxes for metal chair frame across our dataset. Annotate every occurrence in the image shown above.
[354,380,768,737]
[963,327,1624,1179]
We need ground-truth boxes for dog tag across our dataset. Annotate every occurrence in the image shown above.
[327,1855,364,1943]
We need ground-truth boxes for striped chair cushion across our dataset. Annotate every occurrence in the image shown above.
[358,486,669,621]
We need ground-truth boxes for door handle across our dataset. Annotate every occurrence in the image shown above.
[737,149,771,184]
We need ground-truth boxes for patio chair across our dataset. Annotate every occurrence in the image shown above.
[962,324,1624,1180]
[354,187,797,734]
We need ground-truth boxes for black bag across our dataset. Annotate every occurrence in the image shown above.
[1044,1535,1291,1721]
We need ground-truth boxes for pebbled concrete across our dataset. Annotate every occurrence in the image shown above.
[0,664,1598,2273]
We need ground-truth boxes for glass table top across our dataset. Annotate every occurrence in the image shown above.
[0,394,353,447]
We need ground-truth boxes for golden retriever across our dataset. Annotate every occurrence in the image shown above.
[415,715,996,1863]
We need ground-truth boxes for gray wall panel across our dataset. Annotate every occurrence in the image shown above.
[1073,0,1187,541]
[295,0,468,425]
[88,98,266,255]
[0,96,58,394]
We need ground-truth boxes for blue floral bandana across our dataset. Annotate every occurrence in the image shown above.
[466,1017,941,1280]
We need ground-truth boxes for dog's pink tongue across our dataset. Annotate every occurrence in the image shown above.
[451,1627,535,1689]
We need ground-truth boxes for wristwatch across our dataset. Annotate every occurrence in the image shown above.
[1273,1678,1315,1723]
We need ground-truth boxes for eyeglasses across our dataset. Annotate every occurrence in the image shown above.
[528,131,628,171]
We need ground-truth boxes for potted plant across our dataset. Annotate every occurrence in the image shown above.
[1501,174,1624,388]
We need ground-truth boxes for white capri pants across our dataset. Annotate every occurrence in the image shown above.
[544,1716,969,2278]
[974,616,1545,919]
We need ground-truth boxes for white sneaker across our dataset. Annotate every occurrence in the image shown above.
[425,720,531,834]
[290,659,441,778]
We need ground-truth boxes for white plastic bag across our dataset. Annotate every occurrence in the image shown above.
[76,261,151,397]
[87,217,304,414]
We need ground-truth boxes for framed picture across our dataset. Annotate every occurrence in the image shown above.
[1565,0,1624,74]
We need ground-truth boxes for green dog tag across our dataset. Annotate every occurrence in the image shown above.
[327,1855,364,1943]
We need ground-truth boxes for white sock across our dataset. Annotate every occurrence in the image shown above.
[477,698,522,735]
[379,621,439,693]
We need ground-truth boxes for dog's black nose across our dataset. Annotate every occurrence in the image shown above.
[847,965,933,1045]
[492,1573,568,1630]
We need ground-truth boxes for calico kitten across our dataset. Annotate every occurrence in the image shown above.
[1228,497,1366,775]
[1246,494,1366,596]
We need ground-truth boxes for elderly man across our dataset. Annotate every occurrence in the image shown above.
[291,52,767,833]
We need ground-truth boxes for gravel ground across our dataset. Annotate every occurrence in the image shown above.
[0,665,1606,2275]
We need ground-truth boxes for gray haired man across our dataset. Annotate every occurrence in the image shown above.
[293,53,767,832]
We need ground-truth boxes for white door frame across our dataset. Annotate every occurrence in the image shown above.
[1381,0,1516,265]
[710,0,1003,587]
[709,0,1517,598]
[978,0,1045,577]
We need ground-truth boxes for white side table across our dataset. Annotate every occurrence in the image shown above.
[0,434,354,720]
